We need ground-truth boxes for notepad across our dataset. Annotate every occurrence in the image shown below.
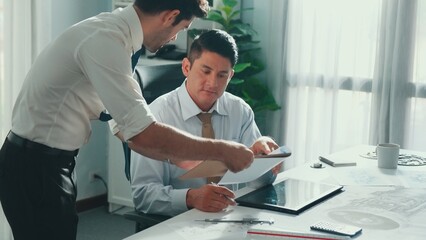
[319,156,357,167]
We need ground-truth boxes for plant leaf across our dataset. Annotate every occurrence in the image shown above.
[205,10,226,26]
[229,78,244,85]
[233,63,251,73]
[223,0,238,8]
[222,6,233,18]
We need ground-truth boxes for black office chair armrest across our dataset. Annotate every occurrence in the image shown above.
[124,210,171,233]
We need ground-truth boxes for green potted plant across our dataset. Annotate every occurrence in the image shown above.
[189,0,280,116]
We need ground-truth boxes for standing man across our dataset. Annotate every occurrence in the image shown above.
[130,29,281,216]
[0,1,253,240]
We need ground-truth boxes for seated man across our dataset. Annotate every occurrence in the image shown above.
[130,29,280,216]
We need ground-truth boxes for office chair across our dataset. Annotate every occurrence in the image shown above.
[123,62,185,232]
[123,211,172,233]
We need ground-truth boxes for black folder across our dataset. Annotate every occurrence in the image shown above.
[236,178,343,215]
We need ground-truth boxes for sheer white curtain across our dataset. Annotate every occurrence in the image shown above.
[407,0,426,150]
[0,1,51,239]
[370,0,418,146]
[260,0,425,167]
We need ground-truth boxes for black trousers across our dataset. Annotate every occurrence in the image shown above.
[0,138,78,240]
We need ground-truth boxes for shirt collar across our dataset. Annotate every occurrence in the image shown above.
[177,80,229,121]
[115,5,144,53]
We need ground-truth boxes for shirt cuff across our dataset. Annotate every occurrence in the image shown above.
[108,119,120,135]
[171,188,190,213]
[115,102,156,141]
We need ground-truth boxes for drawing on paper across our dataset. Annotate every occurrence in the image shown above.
[325,187,426,230]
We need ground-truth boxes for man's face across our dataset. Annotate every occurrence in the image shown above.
[144,18,193,53]
[183,51,234,112]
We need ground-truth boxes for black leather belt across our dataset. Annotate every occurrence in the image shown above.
[6,131,79,157]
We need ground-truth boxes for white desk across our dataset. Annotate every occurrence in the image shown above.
[124,145,426,240]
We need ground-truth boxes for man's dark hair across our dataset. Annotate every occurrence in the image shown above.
[188,29,238,67]
[134,0,209,25]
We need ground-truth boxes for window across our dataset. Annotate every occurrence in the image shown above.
[0,0,4,89]
[0,0,5,139]
[287,0,380,80]
[270,0,426,165]
[413,0,426,86]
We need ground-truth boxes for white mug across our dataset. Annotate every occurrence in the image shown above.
[376,143,400,169]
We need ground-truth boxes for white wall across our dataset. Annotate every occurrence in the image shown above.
[52,0,112,38]
[242,0,270,93]
[51,0,112,201]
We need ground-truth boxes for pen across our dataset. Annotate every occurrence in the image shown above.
[210,182,236,203]
[196,218,274,225]
[247,229,350,240]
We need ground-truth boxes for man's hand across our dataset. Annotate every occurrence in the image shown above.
[251,136,282,175]
[250,136,279,155]
[220,141,254,172]
[271,163,282,175]
[186,184,236,212]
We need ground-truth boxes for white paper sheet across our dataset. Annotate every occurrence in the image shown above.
[328,167,426,188]
[219,157,284,185]
[328,167,399,186]
[168,219,249,240]
[180,145,291,181]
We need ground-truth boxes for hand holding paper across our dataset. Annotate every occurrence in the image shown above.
[255,145,292,158]
[250,136,279,156]
[219,146,292,184]
[180,146,292,184]
[220,141,254,173]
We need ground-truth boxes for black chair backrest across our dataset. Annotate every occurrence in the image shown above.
[123,62,185,181]
[135,63,185,104]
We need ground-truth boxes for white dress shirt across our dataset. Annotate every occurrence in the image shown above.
[130,82,275,216]
[11,5,155,150]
